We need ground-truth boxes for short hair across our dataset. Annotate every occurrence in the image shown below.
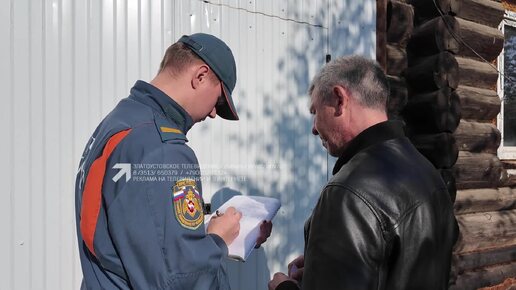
[308,56,389,111]
[159,42,218,82]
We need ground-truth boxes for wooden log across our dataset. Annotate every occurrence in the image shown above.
[452,209,516,280]
[451,260,516,290]
[387,75,408,118]
[408,0,461,24]
[439,168,457,202]
[455,85,501,121]
[410,133,459,168]
[409,0,504,28]
[454,187,516,214]
[377,0,388,71]
[457,56,498,90]
[387,0,414,46]
[456,17,504,62]
[402,87,461,133]
[386,44,407,76]
[454,209,516,253]
[405,52,459,92]
[453,245,516,275]
[454,151,508,189]
[454,120,501,153]
[478,278,516,290]
[455,0,505,28]
[407,15,460,57]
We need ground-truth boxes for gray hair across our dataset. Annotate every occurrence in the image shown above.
[308,56,389,111]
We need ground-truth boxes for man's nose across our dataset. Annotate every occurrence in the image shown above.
[209,107,217,119]
[312,123,319,136]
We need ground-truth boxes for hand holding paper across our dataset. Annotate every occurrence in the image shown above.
[206,206,242,246]
[206,195,281,261]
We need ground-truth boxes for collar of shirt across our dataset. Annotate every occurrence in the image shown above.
[130,80,194,134]
[332,120,406,175]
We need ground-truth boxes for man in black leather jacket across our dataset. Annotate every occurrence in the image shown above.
[268,56,459,290]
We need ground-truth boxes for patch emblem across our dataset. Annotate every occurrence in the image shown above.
[172,179,203,230]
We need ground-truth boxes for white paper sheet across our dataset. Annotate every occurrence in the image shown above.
[205,195,281,261]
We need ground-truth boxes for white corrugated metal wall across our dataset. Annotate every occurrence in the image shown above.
[0,0,375,289]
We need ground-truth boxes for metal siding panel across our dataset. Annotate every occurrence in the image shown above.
[101,0,116,113]
[239,2,258,287]
[254,0,275,285]
[150,0,164,75]
[73,1,91,286]
[126,0,140,96]
[173,0,184,39]
[59,0,76,288]
[189,0,201,33]
[273,0,292,278]
[12,0,31,289]
[163,0,174,46]
[235,0,249,223]
[43,0,60,288]
[28,0,46,288]
[87,0,103,121]
[140,0,151,80]
[74,0,91,150]
[329,0,376,58]
[115,0,129,101]
[0,0,13,287]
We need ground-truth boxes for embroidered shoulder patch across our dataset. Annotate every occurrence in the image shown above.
[172,179,204,230]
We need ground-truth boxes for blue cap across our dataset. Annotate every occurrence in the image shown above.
[178,33,239,120]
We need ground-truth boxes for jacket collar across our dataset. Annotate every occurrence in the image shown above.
[129,80,194,133]
[332,120,405,175]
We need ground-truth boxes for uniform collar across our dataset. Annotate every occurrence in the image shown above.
[332,120,406,175]
[130,80,194,133]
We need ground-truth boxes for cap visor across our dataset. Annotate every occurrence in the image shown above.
[217,84,239,120]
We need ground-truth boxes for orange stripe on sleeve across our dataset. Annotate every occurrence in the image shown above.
[80,129,131,257]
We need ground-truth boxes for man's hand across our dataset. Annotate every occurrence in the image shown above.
[255,220,273,248]
[288,255,304,282]
[268,272,297,290]
[206,206,241,246]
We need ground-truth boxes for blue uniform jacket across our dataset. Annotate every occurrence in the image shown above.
[75,81,230,290]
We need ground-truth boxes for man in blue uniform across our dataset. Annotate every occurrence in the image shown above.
[75,33,270,289]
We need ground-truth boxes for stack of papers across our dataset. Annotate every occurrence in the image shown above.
[205,195,281,262]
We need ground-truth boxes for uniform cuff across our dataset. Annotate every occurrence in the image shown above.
[208,233,229,257]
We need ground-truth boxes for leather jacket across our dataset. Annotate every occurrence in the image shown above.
[278,121,459,290]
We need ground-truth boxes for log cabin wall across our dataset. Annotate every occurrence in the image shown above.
[385,0,412,120]
[382,0,516,289]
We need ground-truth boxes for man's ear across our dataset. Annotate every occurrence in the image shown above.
[191,64,210,89]
[333,85,349,116]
